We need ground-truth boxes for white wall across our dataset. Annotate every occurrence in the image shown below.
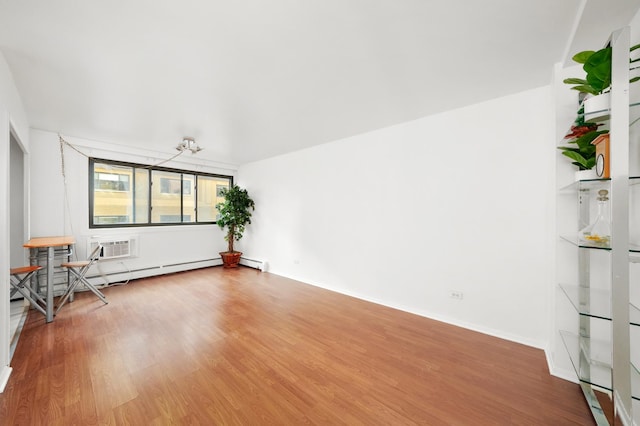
[0,51,30,392]
[29,129,237,282]
[238,86,556,349]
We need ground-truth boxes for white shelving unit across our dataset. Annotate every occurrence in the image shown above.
[556,27,638,425]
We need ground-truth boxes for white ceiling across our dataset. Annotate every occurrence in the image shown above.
[1,0,639,165]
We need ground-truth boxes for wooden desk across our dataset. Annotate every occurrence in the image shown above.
[24,236,76,323]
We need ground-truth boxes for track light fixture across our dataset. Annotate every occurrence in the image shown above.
[176,137,202,154]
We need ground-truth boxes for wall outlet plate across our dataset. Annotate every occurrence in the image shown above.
[450,290,464,300]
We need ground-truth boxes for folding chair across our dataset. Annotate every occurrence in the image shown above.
[10,265,46,317]
[55,244,108,314]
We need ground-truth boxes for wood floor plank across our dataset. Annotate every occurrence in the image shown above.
[1,266,595,424]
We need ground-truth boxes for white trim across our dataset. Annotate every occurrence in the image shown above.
[545,348,579,383]
[271,269,547,350]
[0,365,12,393]
[614,390,633,426]
[560,0,587,64]
[0,110,10,387]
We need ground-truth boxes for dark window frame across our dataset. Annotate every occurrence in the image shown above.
[89,157,233,229]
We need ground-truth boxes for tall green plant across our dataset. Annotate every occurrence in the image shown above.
[215,185,255,253]
[564,44,640,95]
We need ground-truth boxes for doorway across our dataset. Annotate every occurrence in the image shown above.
[9,130,27,359]
[9,130,26,268]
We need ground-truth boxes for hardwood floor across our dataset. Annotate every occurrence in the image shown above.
[1,267,594,425]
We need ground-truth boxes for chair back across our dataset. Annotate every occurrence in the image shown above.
[88,243,103,262]
[55,242,108,314]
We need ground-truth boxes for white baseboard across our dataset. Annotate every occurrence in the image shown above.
[0,365,12,393]
[614,391,634,426]
[86,258,222,286]
[545,348,578,383]
[270,269,546,350]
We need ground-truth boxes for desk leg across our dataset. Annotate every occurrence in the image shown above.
[29,248,38,295]
[46,246,54,323]
[68,243,75,303]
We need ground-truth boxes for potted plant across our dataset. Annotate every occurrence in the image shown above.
[215,184,255,268]
[564,44,640,96]
[559,42,640,177]
[557,105,608,179]
[564,43,640,117]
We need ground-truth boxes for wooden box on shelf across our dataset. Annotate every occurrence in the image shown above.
[592,134,610,178]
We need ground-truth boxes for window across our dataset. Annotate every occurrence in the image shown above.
[159,177,191,195]
[198,177,228,222]
[95,172,130,191]
[90,158,232,228]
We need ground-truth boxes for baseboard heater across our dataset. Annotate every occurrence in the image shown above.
[239,257,268,271]
[82,256,266,288]
[85,258,222,286]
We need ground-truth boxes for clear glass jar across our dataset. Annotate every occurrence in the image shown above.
[578,189,611,247]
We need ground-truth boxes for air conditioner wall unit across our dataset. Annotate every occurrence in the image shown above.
[87,236,137,260]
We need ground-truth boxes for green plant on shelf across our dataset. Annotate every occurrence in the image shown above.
[563,43,640,95]
[557,105,608,170]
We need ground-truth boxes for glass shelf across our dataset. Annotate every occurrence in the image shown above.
[558,179,610,194]
[633,362,640,401]
[560,331,612,392]
[560,235,610,250]
[632,303,640,328]
[559,285,640,326]
[558,177,640,194]
[559,285,612,321]
[623,242,639,253]
[559,235,640,252]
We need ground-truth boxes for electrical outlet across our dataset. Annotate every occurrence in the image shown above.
[450,290,464,300]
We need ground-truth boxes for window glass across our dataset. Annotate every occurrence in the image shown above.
[134,168,149,223]
[182,174,195,223]
[95,172,130,191]
[93,164,134,224]
[197,176,230,222]
[90,159,232,228]
[152,170,182,223]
